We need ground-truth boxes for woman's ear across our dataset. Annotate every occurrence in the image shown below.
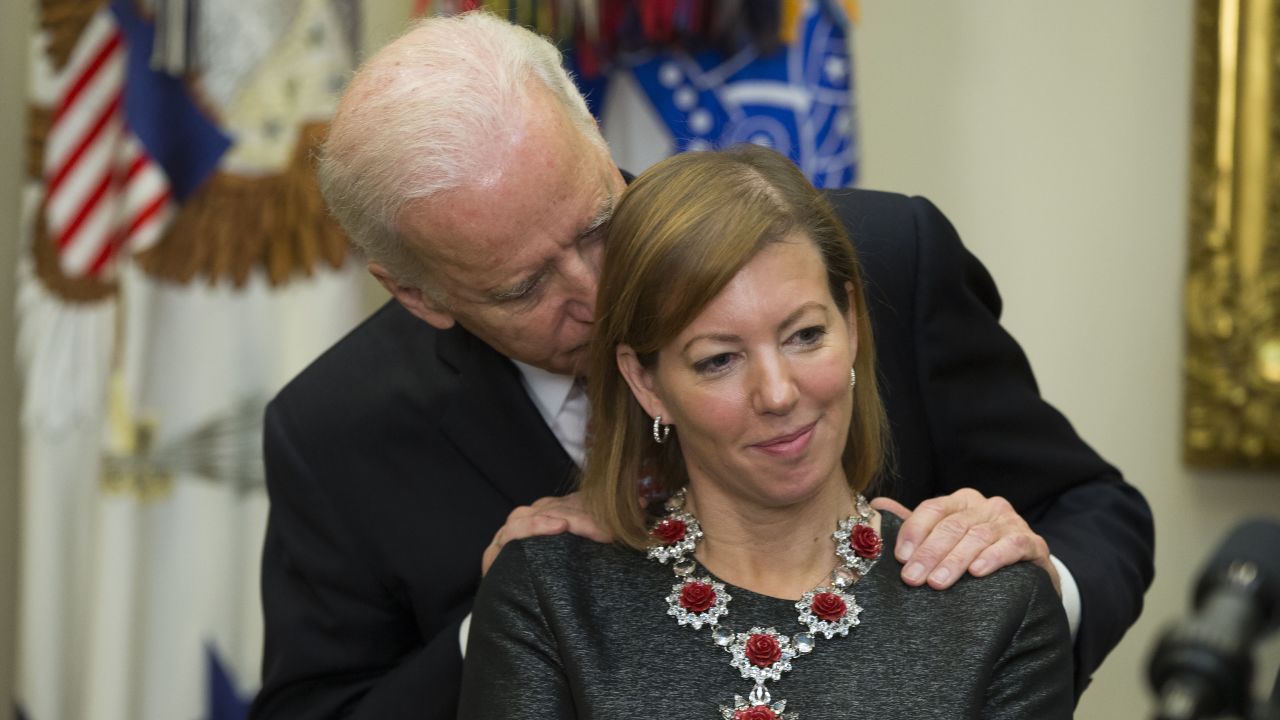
[616,344,667,421]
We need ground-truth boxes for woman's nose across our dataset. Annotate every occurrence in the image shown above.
[751,355,799,416]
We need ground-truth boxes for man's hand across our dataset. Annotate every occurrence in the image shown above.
[870,488,1061,595]
[482,492,613,576]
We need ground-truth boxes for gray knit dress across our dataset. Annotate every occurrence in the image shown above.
[459,514,1073,719]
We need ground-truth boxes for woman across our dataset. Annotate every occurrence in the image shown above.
[458,145,1072,719]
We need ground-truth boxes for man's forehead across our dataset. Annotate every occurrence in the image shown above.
[402,166,612,294]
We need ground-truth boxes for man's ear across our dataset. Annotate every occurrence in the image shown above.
[616,344,667,421]
[369,263,456,330]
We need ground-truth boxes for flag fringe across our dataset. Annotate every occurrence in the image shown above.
[134,121,351,288]
[39,0,107,71]
[24,113,350,300]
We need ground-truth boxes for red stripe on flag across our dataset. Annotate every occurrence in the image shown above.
[55,168,114,249]
[125,188,170,237]
[85,231,120,277]
[46,91,124,195]
[86,188,170,277]
[53,30,124,124]
[122,153,148,183]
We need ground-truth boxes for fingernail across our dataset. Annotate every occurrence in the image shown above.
[971,559,990,575]
[897,542,915,562]
[928,567,951,585]
[904,563,925,583]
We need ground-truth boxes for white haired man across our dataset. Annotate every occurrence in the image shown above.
[251,12,1152,719]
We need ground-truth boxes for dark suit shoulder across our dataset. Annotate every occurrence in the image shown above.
[273,300,445,418]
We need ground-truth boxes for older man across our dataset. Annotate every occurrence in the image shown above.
[251,12,1152,719]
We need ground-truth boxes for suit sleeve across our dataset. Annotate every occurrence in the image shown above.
[250,399,467,720]
[458,541,576,720]
[906,196,1154,691]
[984,569,1075,718]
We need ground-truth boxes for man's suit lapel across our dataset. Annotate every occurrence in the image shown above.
[434,326,577,507]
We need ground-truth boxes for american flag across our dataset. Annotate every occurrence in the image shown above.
[42,1,230,280]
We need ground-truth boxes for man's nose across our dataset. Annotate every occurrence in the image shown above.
[562,247,599,322]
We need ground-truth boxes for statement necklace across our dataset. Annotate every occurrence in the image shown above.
[646,490,883,720]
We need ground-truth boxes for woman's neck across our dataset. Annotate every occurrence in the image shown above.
[683,479,867,601]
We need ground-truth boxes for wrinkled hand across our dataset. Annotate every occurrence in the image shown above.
[482,492,613,576]
[870,488,1060,595]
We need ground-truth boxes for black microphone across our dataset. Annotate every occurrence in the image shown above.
[1149,518,1280,720]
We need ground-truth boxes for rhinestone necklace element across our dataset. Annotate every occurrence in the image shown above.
[646,489,883,720]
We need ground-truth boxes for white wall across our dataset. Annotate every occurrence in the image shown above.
[853,1,1280,715]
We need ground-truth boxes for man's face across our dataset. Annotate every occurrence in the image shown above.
[395,93,627,376]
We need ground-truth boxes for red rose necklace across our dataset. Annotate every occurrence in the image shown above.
[646,489,883,720]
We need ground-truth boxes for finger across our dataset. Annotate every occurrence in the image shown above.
[498,514,571,544]
[869,497,910,520]
[893,495,965,564]
[868,497,914,563]
[968,531,1048,577]
[481,544,501,576]
[925,522,999,589]
[556,513,614,543]
[505,504,538,524]
[898,510,980,585]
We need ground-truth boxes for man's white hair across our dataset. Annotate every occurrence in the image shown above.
[318,11,604,286]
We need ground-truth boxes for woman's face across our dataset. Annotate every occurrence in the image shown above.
[619,235,858,510]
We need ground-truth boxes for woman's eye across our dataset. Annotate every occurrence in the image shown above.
[694,353,735,374]
[791,326,827,346]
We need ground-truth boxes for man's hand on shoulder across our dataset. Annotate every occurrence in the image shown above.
[871,488,1061,595]
[482,492,613,575]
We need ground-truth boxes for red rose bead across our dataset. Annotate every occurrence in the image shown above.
[811,591,848,621]
[651,518,687,544]
[734,707,778,720]
[850,524,883,559]
[679,581,716,613]
[744,633,782,668]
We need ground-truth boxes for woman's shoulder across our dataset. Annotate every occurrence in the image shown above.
[497,533,654,592]
[510,532,632,564]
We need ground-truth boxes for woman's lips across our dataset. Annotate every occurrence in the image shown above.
[751,422,817,458]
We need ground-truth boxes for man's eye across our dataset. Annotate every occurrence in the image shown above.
[693,353,735,374]
[502,277,543,304]
[790,326,827,346]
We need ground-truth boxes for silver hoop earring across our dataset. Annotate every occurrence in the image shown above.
[849,367,857,389]
[652,415,671,444]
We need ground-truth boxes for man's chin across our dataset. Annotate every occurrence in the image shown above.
[521,347,586,378]
[556,346,590,377]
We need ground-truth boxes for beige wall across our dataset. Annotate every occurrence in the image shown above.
[1,0,30,713]
[854,0,1280,714]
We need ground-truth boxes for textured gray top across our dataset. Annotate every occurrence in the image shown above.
[459,514,1073,719]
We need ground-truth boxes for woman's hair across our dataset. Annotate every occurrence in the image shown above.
[582,145,889,549]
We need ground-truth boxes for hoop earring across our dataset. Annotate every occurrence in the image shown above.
[652,415,671,444]
[849,367,857,389]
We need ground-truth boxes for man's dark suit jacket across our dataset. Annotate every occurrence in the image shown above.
[250,189,1154,719]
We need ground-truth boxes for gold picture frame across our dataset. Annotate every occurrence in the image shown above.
[1184,0,1280,468]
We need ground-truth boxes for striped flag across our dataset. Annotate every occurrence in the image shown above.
[17,1,362,718]
[41,0,230,280]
